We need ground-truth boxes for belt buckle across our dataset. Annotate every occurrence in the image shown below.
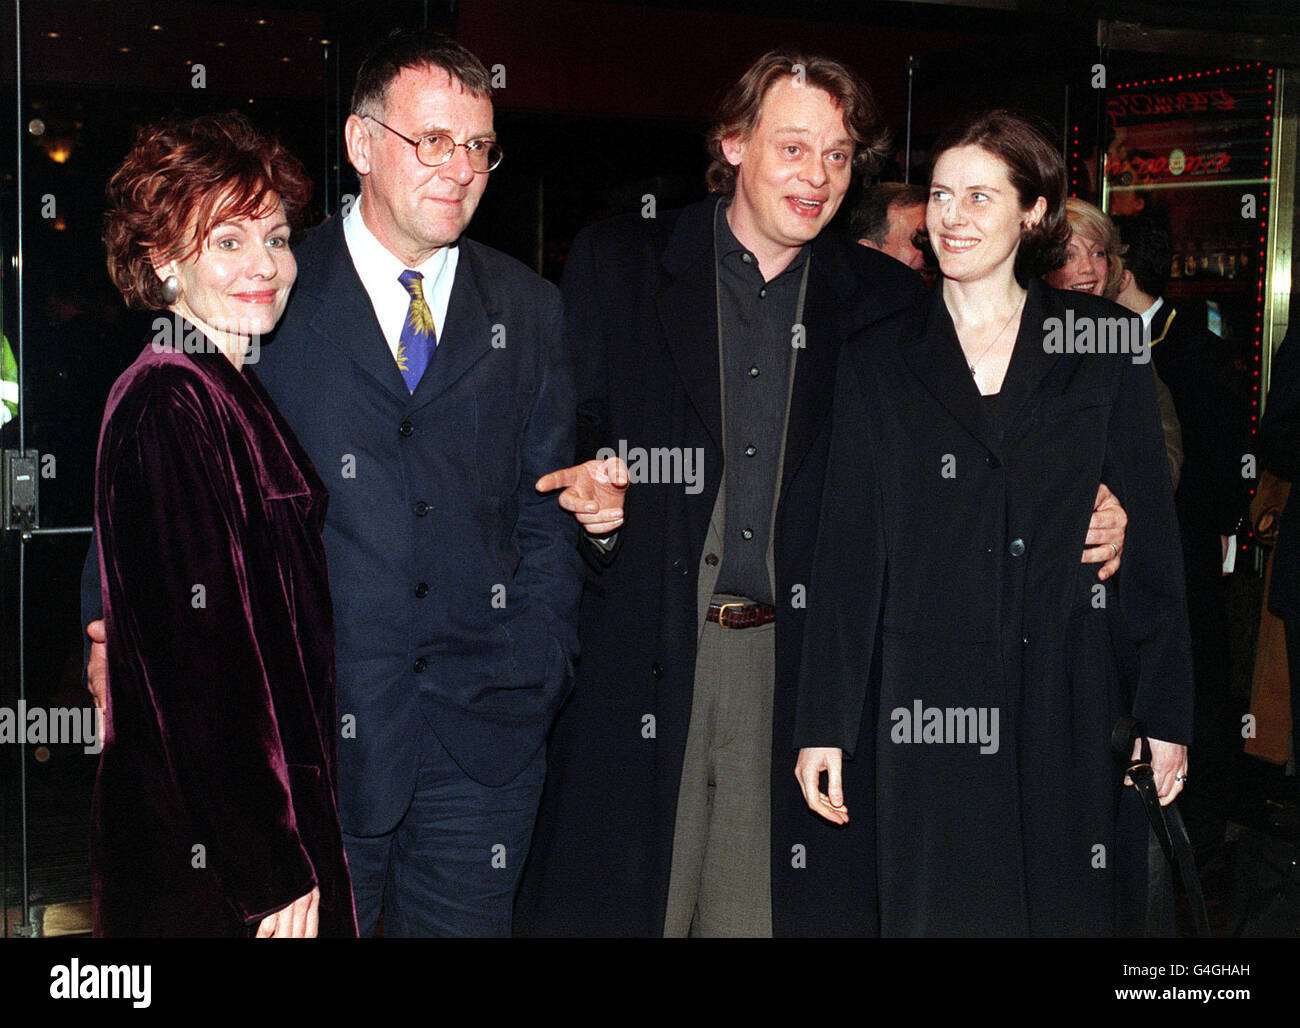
[716,601,747,629]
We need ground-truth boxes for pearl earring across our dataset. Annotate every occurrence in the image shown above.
[160,275,180,305]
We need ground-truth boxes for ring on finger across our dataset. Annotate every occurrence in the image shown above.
[1108,543,1118,559]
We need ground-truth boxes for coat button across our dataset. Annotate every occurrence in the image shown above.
[414,582,429,598]
[399,420,414,438]
[651,662,663,680]
[413,500,430,516]
[413,657,428,672]
[986,454,1000,468]
[1009,538,1026,557]
[705,552,719,566]
[748,366,760,378]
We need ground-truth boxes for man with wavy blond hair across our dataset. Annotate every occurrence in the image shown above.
[522,52,919,937]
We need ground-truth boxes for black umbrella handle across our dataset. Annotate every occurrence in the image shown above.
[1111,715,1212,937]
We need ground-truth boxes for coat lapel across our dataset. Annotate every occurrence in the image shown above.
[779,233,846,497]
[415,239,495,404]
[657,200,722,452]
[902,286,999,455]
[998,277,1063,434]
[901,277,1062,454]
[296,216,410,401]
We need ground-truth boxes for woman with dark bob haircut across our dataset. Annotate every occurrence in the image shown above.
[92,112,356,937]
[794,110,1193,935]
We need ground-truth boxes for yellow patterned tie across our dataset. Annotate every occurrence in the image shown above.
[397,269,436,391]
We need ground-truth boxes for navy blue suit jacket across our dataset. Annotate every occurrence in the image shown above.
[87,215,583,836]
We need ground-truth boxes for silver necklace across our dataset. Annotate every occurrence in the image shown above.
[965,291,1026,377]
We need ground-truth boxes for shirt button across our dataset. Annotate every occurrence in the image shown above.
[399,420,414,438]
[986,454,1000,468]
[742,253,753,264]
[413,657,428,673]
[651,662,663,679]
[1009,538,1026,557]
[758,287,767,299]
[413,500,430,516]
[414,582,429,598]
[705,552,719,566]
[1022,633,1030,646]
[748,366,760,378]
[741,528,754,541]
[744,444,757,457]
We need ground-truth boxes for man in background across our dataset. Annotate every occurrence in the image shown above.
[849,181,929,275]
[1116,214,1254,840]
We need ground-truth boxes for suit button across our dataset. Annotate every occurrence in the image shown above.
[399,420,414,438]
[986,454,1000,468]
[651,662,663,680]
[414,582,429,599]
[705,552,719,567]
[413,657,428,673]
[413,500,430,516]
[1009,538,1026,557]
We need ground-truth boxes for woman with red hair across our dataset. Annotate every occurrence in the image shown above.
[93,112,355,937]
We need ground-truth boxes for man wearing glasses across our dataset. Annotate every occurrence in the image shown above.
[271,29,586,937]
[85,28,583,936]
[277,29,583,937]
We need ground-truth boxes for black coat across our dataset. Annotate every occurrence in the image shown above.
[254,218,583,822]
[514,199,925,936]
[793,280,1194,936]
[1260,321,1300,617]
[1149,302,1253,602]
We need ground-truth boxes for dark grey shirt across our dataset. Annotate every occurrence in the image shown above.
[713,200,805,605]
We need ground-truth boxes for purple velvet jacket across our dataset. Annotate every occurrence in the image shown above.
[91,335,356,937]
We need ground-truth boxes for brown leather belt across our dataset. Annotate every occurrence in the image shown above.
[706,600,777,629]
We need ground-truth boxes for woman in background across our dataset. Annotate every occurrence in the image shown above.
[93,113,355,937]
[1048,198,1183,488]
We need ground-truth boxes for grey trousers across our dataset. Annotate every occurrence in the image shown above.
[663,610,776,937]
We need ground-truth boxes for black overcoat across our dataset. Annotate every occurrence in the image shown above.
[794,279,1195,936]
[515,198,924,936]
[1256,323,1298,618]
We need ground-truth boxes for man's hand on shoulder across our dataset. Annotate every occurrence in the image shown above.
[536,457,629,534]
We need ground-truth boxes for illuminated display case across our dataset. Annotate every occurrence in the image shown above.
[1087,63,1296,436]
